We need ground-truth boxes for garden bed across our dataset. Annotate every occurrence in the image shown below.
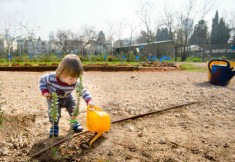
[0,63,178,72]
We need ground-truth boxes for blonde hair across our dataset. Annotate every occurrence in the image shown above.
[56,54,83,78]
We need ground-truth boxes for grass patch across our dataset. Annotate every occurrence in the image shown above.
[180,64,207,72]
[0,61,142,66]
[81,61,142,66]
[175,57,202,62]
[0,61,60,66]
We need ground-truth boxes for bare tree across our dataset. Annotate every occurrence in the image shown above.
[228,12,235,31]
[136,1,154,41]
[179,0,194,61]
[106,21,116,58]
[200,0,216,20]
[136,0,155,56]
[81,25,97,42]
[54,30,75,55]
[105,19,126,61]
[159,0,216,60]
[161,1,177,41]
[116,19,125,44]
[4,28,22,59]
[159,1,178,61]
[20,21,40,58]
[81,25,97,59]
[160,0,195,61]
[3,16,22,59]
[179,0,215,61]
[127,19,138,61]
[160,0,215,61]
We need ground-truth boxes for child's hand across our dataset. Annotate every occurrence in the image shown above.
[88,100,95,111]
[43,92,51,99]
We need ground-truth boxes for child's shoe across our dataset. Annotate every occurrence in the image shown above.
[50,125,59,138]
[72,121,83,133]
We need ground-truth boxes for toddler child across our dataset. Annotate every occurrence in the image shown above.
[39,54,95,137]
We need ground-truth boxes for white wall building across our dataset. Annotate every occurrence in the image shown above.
[17,39,48,55]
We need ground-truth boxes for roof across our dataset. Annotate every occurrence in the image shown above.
[117,40,173,48]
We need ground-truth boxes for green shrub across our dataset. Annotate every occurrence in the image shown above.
[14,57,24,62]
[141,57,148,62]
[78,56,83,61]
[82,57,88,62]
[112,57,119,62]
[39,56,50,62]
[91,55,102,62]
[27,57,37,62]
[53,58,62,62]
[100,54,107,61]
[107,56,113,62]
[193,58,201,62]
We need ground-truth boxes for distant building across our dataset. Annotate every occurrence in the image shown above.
[97,31,105,42]
[67,40,84,54]
[0,38,4,56]
[35,40,48,54]
[85,39,112,55]
[48,40,60,54]
[114,38,133,48]
[49,31,55,41]
[80,31,112,55]
[16,39,25,55]
[17,39,48,55]
[190,45,202,52]
[116,40,174,58]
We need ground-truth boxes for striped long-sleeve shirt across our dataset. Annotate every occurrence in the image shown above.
[39,72,92,103]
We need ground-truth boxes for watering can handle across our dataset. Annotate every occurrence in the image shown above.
[208,59,230,73]
[87,105,102,112]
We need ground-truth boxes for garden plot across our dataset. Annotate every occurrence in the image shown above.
[0,70,234,161]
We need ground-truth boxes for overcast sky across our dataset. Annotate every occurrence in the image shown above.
[0,0,234,40]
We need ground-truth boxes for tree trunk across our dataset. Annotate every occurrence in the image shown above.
[7,46,11,62]
[32,41,36,58]
[20,47,22,57]
[174,46,177,62]
[129,41,132,62]
[8,46,10,56]
[182,45,189,61]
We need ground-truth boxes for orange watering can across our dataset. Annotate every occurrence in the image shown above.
[86,105,111,146]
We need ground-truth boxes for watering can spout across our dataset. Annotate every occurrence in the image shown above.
[228,69,235,81]
[89,132,102,146]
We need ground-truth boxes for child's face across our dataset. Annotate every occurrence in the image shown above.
[62,75,78,85]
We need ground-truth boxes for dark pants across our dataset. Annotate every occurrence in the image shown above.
[47,95,76,126]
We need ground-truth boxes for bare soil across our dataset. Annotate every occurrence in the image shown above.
[0,66,234,161]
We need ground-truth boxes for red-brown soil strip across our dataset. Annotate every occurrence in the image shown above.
[0,65,177,72]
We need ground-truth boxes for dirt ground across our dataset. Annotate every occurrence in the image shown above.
[0,65,234,161]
